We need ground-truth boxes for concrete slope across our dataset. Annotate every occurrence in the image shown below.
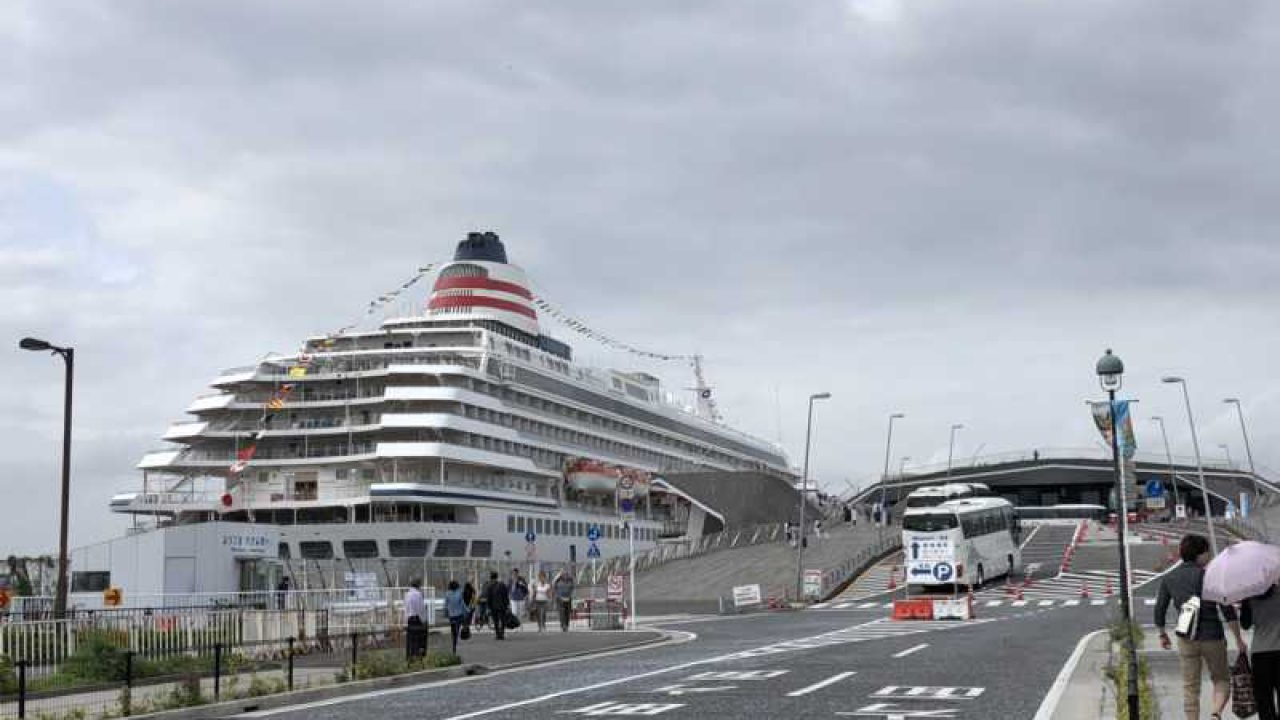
[634,522,893,613]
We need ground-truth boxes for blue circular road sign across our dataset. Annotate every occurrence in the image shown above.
[587,525,601,542]
[525,530,536,543]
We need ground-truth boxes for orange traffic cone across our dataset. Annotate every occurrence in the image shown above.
[887,569,897,591]
[1105,577,1115,596]
[1016,586,1025,601]
[1080,582,1091,598]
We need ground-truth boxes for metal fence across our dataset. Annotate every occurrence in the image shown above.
[0,626,426,720]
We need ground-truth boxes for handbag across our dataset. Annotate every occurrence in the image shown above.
[1175,596,1200,638]
[1233,652,1257,718]
[505,612,521,630]
[460,624,472,640]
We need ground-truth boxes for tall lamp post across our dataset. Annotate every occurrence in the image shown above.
[795,392,831,602]
[1097,349,1140,720]
[1219,444,1234,469]
[945,424,964,479]
[1224,398,1267,539]
[878,413,904,536]
[19,337,75,618]
[1163,376,1218,554]
[1151,416,1182,521]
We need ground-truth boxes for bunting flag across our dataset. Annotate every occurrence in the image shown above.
[227,263,438,478]
[530,292,690,362]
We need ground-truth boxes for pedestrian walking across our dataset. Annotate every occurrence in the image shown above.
[484,571,511,640]
[462,580,477,635]
[553,569,575,632]
[814,520,824,540]
[1243,585,1280,719]
[444,580,469,656]
[1155,534,1247,720]
[532,571,552,631]
[510,569,530,623]
[275,576,290,610]
[403,579,428,659]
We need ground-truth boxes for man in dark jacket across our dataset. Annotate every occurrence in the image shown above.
[483,571,511,640]
[1155,533,1247,720]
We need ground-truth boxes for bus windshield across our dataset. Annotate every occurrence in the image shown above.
[902,513,959,532]
[905,495,944,509]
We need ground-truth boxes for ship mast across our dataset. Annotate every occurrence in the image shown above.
[691,354,722,423]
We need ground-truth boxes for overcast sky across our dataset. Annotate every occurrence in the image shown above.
[3,1,1278,554]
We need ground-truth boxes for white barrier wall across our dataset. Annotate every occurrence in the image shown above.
[69,523,280,606]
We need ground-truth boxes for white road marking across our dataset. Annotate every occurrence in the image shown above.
[840,703,960,717]
[1091,600,1107,606]
[1012,601,1028,607]
[1144,598,1156,606]
[859,602,880,609]
[985,601,1003,607]
[563,701,684,716]
[835,602,855,609]
[1038,600,1054,607]
[1063,600,1080,607]
[870,685,985,700]
[892,643,929,659]
[786,671,857,697]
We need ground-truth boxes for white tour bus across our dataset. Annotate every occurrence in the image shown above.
[901,496,1022,589]
[903,482,992,510]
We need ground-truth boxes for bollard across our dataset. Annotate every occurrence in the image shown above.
[214,643,223,700]
[287,637,295,691]
[124,651,135,716]
[17,660,26,719]
[351,631,359,671]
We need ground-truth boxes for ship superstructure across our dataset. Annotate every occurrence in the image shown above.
[115,232,789,589]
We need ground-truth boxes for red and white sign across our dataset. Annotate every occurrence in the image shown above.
[608,574,627,601]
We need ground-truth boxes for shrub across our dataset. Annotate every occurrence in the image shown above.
[0,655,16,694]
[61,631,130,682]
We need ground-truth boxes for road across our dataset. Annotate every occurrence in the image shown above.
[247,602,1110,720]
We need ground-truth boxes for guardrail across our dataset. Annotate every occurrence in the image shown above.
[813,534,904,602]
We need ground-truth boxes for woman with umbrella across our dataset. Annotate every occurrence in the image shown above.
[1204,540,1280,720]
[1155,534,1247,720]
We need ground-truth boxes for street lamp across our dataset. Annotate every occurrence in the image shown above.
[945,424,964,478]
[795,392,831,602]
[1224,398,1268,539]
[1163,376,1218,554]
[1151,416,1182,521]
[1097,348,1140,720]
[1219,444,1234,469]
[19,337,75,618]
[879,413,904,534]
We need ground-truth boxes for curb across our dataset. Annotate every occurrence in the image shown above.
[1032,629,1107,720]
[131,630,677,719]
[130,663,483,719]
[483,629,672,671]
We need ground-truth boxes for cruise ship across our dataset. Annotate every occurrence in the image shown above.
[110,232,790,591]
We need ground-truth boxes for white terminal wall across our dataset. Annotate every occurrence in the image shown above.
[69,523,280,603]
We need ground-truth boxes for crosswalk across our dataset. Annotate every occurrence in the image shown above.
[972,568,1162,602]
[824,553,903,604]
[811,595,1163,611]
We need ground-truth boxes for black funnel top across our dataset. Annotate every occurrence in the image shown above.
[454,231,508,263]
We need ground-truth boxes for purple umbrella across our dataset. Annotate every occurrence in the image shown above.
[1203,541,1280,606]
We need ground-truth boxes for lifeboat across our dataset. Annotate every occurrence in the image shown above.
[565,459,618,494]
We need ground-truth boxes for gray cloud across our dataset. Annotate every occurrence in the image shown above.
[3,0,1279,553]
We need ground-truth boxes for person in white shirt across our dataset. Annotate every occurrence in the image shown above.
[404,579,427,659]
[531,572,552,632]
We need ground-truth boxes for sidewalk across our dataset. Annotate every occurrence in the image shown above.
[1048,627,1251,720]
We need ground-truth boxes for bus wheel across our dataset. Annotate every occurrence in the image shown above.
[1007,555,1015,579]
[975,565,985,588]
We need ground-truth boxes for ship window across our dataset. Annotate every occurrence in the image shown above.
[389,539,429,558]
[342,540,379,559]
[71,571,110,593]
[516,516,526,533]
[278,542,291,559]
[507,515,516,532]
[553,520,562,535]
[535,518,545,534]
[434,539,468,557]
[299,541,334,559]
[470,540,493,558]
